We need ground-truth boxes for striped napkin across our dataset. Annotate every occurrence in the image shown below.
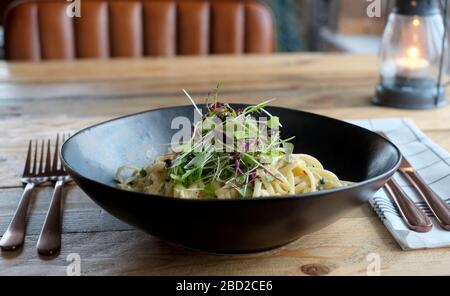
[348,118,450,250]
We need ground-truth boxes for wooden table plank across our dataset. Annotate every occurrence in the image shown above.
[1,54,449,130]
[0,54,377,83]
[2,93,450,130]
[2,217,450,276]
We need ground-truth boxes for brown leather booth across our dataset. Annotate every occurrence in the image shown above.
[3,0,274,61]
[0,1,14,24]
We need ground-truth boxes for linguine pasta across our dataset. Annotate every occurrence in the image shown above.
[116,153,343,199]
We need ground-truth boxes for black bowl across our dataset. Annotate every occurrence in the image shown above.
[61,105,401,253]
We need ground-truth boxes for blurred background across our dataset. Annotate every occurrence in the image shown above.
[0,0,394,59]
[268,0,389,53]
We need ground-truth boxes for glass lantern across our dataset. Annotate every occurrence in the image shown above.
[373,0,448,109]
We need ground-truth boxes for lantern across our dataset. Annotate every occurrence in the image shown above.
[373,0,449,109]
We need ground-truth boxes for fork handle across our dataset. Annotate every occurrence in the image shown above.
[37,180,65,255]
[402,170,450,230]
[384,178,432,232]
[0,182,35,250]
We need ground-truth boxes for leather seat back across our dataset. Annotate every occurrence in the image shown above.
[4,0,274,60]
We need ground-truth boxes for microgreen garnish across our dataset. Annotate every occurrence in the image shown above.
[166,86,294,197]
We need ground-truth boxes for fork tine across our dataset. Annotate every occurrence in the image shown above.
[22,140,32,176]
[38,139,44,173]
[44,139,51,173]
[31,140,38,175]
[51,134,59,172]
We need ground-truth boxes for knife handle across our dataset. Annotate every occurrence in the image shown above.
[402,170,450,230]
[384,178,433,232]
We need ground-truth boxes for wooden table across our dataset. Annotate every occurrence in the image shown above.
[1,53,450,276]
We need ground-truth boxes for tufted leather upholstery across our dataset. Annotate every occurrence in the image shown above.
[4,0,274,61]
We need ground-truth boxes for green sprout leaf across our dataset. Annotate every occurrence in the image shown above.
[139,169,148,177]
[267,116,280,129]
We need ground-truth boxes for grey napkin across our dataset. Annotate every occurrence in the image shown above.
[348,118,450,250]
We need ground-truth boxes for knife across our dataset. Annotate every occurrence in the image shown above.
[384,177,433,232]
[376,131,432,232]
[398,156,450,230]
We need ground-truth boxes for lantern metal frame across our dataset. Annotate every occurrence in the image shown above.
[373,0,449,109]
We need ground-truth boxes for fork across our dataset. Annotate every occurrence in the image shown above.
[37,134,72,255]
[0,140,52,250]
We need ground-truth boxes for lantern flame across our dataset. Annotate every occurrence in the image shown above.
[407,46,419,59]
[396,46,429,71]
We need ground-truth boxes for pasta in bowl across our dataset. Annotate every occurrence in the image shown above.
[116,91,345,199]
[117,153,343,199]
[61,88,401,253]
